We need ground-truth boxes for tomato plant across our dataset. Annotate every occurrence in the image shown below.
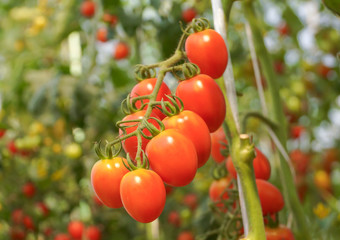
[96,28,108,42]
[120,169,166,223]
[114,42,129,60]
[162,110,211,168]
[265,225,295,240]
[256,179,284,215]
[91,157,129,208]
[68,221,84,240]
[85,226,102,240]
[185,29,228,79]
[80,0,96,18]
[176,74,226,132]
[146,129,197,187]
[210,126,228,163]
[209,177,232,210]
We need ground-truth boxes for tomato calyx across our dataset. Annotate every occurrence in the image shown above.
[134,64,157,82]
[183,17,210,33]
[140,117,164,139]
[94,141,122,160]
[160,95,183,117]
[123,150,150,171]
[265,213,279,229]
[211,162,228,180]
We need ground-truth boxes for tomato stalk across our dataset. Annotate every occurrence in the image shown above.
[242,1,311,239]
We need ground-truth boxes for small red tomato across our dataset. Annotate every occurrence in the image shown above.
[290,125,305,139]
[177,231,195,240]
[22,182,36,198]
[10,227,26,240]
[0,128,6,138]
[266,225,295,240]
[114,42,129,60]
[103,13,118,25]
[80,1,95,18]
[210,126,228,163]
[256,179,284,215]
[54,233,71,240]
[85,226,101,240]
[146,129,197,187]
[226,148,271,180]
[278,22,290,36]
[289,150,310,175]
[36,202,49,216]
[185,29,228,79]
[91,157,129,208]
[43,227,53,237]
[274,61,285,75]
[68,221,84,240]
[120,169,166,223]
[183,193,198,211]
[176,74,226,132]
[168,210,181,227]
[182,8,196,23]
[96,28,108,42]
[119,110,160,160]
[209,177,232,210]
[130,78,172,119]
[163,110,211,167]
[11,209,24,224]
[23,216,34,230]
[8,140,18,154]
[318,64,332,78]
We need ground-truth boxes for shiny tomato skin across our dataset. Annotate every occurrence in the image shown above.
[146,129,197,187]
[120,169,166,223]
[162,110,211,168]
[85,226,101,240]
[210,126,228,163]
[266,225,295,240]
[91,157,129,208]
[177,231,195,240]
[176,74,226,132]
[209,177,232,209]
[80,1,95,18]
[114,42,129,60]
[130,78,172,119]
[68,221,84,240]
[119,110,160,160]
[256,179,284,215]
[226,148,271,180]
[185,29,228,79]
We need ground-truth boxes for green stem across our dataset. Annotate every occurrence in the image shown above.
[242,1,310,239]
[242,112,278,134]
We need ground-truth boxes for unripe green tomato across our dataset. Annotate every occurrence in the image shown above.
[286,95,301,113]
[180,209,192,226]
[279,88,290,100]
[64,143,82,159]
[291,81,306,97]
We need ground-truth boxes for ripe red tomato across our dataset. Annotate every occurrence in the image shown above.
[119,110,160,160]
[209,177,232,210]
[80,1,96,18]
[0,128,6,138]
[163,110,211,167]
[176,74,226,132]
[68,221,84,240]
[96,28,108,42]
[256,179,284,215]
[85,226,101,240]
[22,182,35,198]
[183,193,198,211]
[54,234,71,240]
[146,129,197,187]
[289,149,310,175]
[210,126,228,163]
[168,210,181,227]
[266,225,295,240]
[290,125,305,139]
[182,8,196,23]
[23,216,34,230]
[318,64,332,78]
[91,157,129,208]
[130,78,172,119]
[10,227,26,240]
[8,140,18,154]
[36,202,49,216]
[103,13,118,25]
[11,209,24,224]
[278,22,290,36]
[185,29,228,79]
[226,148,271,180]
[43,227,53,237]
[177,231,195,240]
[114,42,129,60]
[120,169,166,223]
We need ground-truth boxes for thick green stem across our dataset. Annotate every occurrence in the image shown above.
[243,1,310,239]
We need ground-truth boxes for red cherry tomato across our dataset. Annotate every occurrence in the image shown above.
[103,13,118,25]
[120,169,166,223]
[278,22,290,36]
[163,110,211,167]
[0,128,6,138]
[96,28,108,42]
[130,78,172,119]
[54,234,71,240]
[289,149,310,175]
[68,221,84,240]
[226,148,271,180]
[43,227,53,237]
[290,125,305,139]
[91,157,129,208]
[168,211,181,227]
[210,126,228,163]
[209,177,232,210]
[10,227,26,240]
[183,193,198,211]
[266,225,295,240]
[80,1,95,18]
[114,42,129,60]
[119,110,160,160]
[11,209,24,224]
[182,8,196,23]
[36,202,49,216]
[176,74,226,132]
[85,226,101,240]
[23,216,34,230]
[22,182,35,198]
[256,179,284,215]
[8,140,18,154]
[185,29,228,79]
[177,231,195,240]
[146,129,197,187]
